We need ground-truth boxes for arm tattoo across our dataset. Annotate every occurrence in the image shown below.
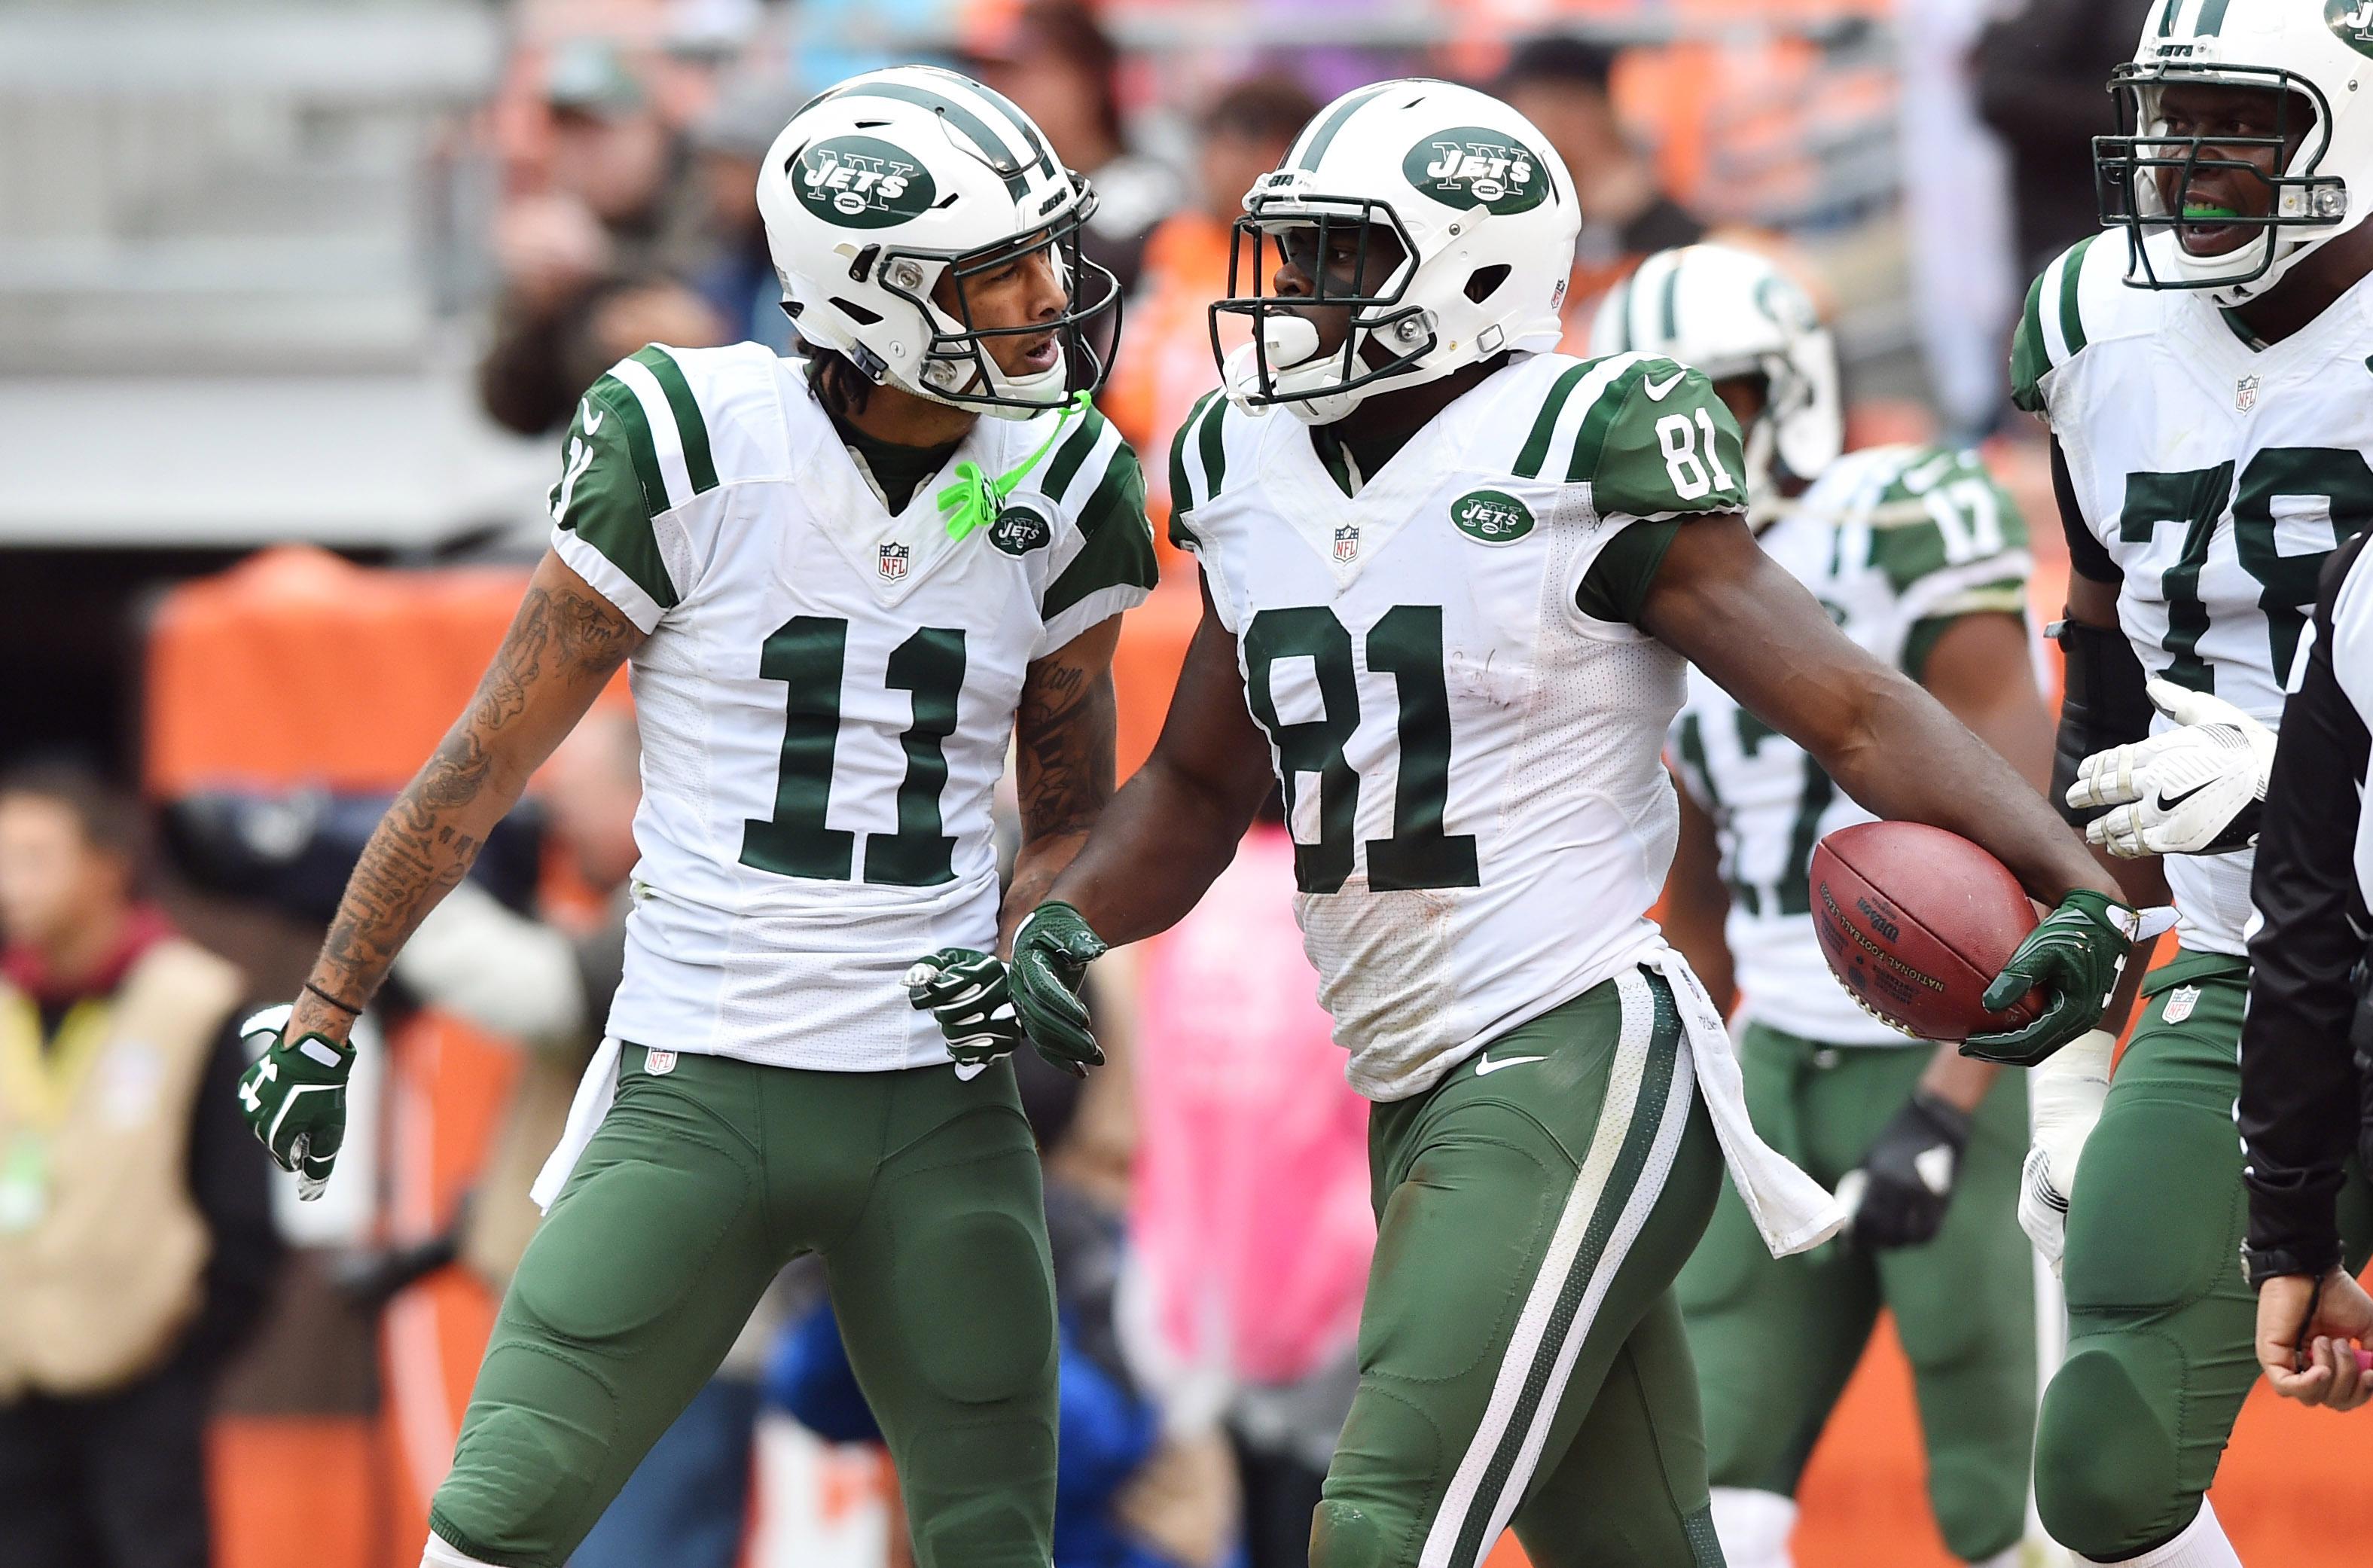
[1016,658,1116,847]
[312,578,636,1006]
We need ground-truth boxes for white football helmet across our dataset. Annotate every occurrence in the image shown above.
[755,66,1118,418]
[2098,0,2373,304]
[1212,78,1579,423]
[1587,244,1841,519]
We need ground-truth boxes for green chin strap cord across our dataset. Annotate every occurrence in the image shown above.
[936,389,1093,541]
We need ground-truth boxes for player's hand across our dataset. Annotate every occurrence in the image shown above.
[2256,1268,2373,1410]
[1839,1091,1970,1249]
[2066,679,2272,859]
[2018,1027,2115,1272]
[1007,901,1107,1077]
[233,1004,353,1200]
[904,948,1023,1078]
[1963,891,2139,1066]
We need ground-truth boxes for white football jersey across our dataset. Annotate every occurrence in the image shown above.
[548,343,1154,1070]
[2016,233,2373,954]
[1170,350,1752,1100]
[1670,445,2034,1045]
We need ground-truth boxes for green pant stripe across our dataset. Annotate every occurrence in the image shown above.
[1426,969,1691,1568]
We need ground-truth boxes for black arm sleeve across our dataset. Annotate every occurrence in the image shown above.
[2054,437,2121,584]
[2048,438,2152,824]
[179,1015,285,1368]
[2239,531,2373,1285]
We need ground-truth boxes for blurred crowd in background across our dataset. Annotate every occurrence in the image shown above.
[0,2,2177,1566]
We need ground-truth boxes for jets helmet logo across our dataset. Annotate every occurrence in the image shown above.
[2332,1,2373,54]
[793,135,938,230]
[1404,127,1549,215]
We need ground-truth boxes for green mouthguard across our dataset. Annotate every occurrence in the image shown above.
[2182,204,2242,221]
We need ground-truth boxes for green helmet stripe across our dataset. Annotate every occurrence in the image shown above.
[969,80,1060,182]
[631,346,718,496]
[1295,85,1391,171]
[827,81,1032,199]
[2195,0,2231,35]
[1658,255,1684,341]
[1513,362,1592,479]
[2157,0,2183,35]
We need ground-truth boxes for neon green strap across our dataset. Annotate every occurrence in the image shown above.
[936,391,1092,541]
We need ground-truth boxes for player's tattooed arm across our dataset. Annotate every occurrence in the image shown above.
[1641,517,2119,908]
[291,551,644,1045]
[1003,618,1124,948]
[1042,573,1279,948]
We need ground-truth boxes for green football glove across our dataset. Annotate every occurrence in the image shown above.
[904,947,1024,1079]
[1961,890,2139,1067]
[1007,901,1108,1076]
[233,1004,352,1200]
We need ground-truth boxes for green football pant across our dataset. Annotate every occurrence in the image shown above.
[1675,1025,2034,1563]
[1317,968,1728,1568]
[426,1045,1057,1568]
[2034,952,2373,1560]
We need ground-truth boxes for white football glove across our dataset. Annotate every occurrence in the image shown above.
[2065,679,2274,859]
[2020,1027,2115,1274]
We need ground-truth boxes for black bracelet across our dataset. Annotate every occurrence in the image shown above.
[303,981,365,1017]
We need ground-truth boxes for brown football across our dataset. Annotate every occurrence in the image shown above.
[1807,822,2045,1042]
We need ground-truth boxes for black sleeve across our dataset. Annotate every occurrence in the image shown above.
[2054,438,2121,584]
[2239,532,2373,1284]
[180,1015,285,1368]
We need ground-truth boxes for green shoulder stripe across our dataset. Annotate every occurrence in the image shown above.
[1868,451,2029,596]
[1045,444,1156,621]
[630,346,719,496]
[555,381,679,612]
[1568,359,1749,520]
[2009,270,2052,415]
[1513,361,1593,480]
[2057,234,2096,360]
[1042,403,1112,508]
[1566,359,1661,484]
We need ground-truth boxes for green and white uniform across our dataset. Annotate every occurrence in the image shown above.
[2014,234,2373,1560]
[432,341,1155,1568]
[1170,350,1842,1568]
[1668,444,2040,1565]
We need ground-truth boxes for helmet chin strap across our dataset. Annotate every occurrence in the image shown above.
[935,389,1093,540]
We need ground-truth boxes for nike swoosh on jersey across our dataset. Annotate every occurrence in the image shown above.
[1643,370,1688,401]
[581,400,604,433]
[1474,1051,1547,1076]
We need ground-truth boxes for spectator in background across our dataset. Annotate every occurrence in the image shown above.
[1126,802,1370,1568]
[0,764,281,1568]
[1106,74,1318,535]
[478,38,726,435]
[1975,0,2156,281]
[968,0,1182,300]
[1495,35,1705,348]
[686,72,806,352]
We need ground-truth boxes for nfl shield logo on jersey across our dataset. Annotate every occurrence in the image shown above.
[877,542,910,581]
[1333,523,1360,563]
[2237,375,2260,413]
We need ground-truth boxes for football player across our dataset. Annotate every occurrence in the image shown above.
[1597,244,2050,1568]
[1003,80,2134,1568]
[2006,5,2373,1563]
[233,67,1157,1568]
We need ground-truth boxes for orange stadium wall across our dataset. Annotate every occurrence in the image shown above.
[150,546,2373,1568]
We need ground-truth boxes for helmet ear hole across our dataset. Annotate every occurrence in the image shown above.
[1463,264,1511,304]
